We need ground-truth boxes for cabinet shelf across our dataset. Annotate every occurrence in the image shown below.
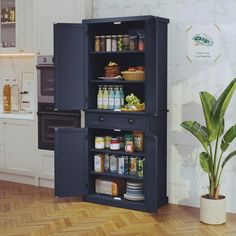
[90,148,145,157]
[90,79,145,84]
[90,171,144,180]
[1,22,16,25]
[87,109,146,116]
[89,51,145,55]
[85,193,146,211]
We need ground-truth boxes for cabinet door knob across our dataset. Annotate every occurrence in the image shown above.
[128,118,135,124]
[98,116,105,122]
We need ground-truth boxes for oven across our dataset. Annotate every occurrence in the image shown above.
[37,103,80,150]
[36,55,54,104]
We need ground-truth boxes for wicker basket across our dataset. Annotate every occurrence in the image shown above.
[121,71,145,81]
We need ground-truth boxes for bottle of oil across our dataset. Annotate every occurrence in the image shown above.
[3,78,11,112]
[11,79,19,111]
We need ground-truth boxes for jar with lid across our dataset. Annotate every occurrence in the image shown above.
[106,35,111,52]
[100,35,106,52]
[122,35,130,51]
[129,35,137,51]
[95,36,100,52]
[111,35,117,51]
[95,136,105,149]
[117,35,123,51]
[110,137,120,150]
[138,34,145,51]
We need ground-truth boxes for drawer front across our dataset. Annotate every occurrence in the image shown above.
[86,113,146,131]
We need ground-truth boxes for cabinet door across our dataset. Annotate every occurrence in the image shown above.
[54,23,85,110]
[55,128,87,197]
[145,132,158,212]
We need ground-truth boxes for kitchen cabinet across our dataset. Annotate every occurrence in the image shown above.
[34,0,92,55]
[54,15,169,212]
[38,149,54,180]
[4,119,35,176]
[0,119,4,171]
[0,0,34,53]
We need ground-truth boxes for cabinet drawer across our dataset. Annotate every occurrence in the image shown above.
[86,112,146,131]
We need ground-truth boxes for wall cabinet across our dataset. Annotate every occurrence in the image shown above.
[3,119,35,176]
[34,0,92,55]
[0,0,34,53]
[54,16,169,213]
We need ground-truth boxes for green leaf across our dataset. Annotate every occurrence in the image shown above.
[199,152,212,174]
[199,91,217,141]
[221,125,236,152]
[212,78,236,125]
[222,151,236,169]
[181,121,209,149]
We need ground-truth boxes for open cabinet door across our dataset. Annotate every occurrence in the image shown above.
[55,128,87,197]
[54,23,85,110]
[145,132,158,212]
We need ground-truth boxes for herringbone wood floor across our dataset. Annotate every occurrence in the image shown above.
[0,181,235,236]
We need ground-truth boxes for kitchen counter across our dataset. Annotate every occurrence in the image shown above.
[0,111,34,120]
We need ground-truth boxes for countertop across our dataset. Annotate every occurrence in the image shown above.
[0,111,34,120]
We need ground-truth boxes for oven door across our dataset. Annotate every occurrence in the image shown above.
[37,64,54,103]
[38,111,80,150]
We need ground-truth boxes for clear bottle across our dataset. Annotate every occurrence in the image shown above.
[97,85,103,109]
[114,86,121,109]
[108,86,115,110]
[102,86,109,109]
[3,78,11,113]
[119,86,124,108]
[11,79,19,111]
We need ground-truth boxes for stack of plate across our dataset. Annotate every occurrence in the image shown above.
[124,180,145,201]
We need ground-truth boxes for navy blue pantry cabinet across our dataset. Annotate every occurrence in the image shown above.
[54,15,169,213]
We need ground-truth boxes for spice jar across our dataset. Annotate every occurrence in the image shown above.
[106,35,111,51]
[110,137,120,150]
[129,35,137,51]
[111,35,117,51]
[117,35,123,51]
[138,34,145,51]
[100,35,106,51]
[95,136,105,149]
[122,35,130,51]
[95,36,100,52]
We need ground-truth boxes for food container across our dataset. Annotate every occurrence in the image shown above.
[95,136,105,149]
[104,154,110,172]
[118,156,125,175]
[133,131,144,152]
[110,137,120,150]
[121,71,145,81]
[137,157,144,177]
[124,156,129,174]
[100,35,106,51]
[125,134,134,153]
[117,35,123,51]
[110,155,118,173]
[95,36,100,52]
[111,35,117,51]
[129,156,137,175]
[94,154,104,172]
[122,35,130,51]
[138,33,145,51]
[129,35,137,51]
[105,136,112,149]
[106,35,111,51]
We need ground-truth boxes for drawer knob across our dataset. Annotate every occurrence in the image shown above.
[98,116,105,122]
[128,118,135,124]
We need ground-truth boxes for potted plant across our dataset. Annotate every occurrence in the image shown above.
[181,78,236,224]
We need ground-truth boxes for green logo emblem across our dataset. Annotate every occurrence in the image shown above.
[192,33,213,47]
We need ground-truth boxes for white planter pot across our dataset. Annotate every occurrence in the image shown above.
[200,195,226,225]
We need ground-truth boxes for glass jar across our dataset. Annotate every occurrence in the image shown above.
[100,35,106,52]
[95,136,105,149]
[111,35,117,51]
[110,137,120,150]
[117,35,123,51]
[129,35,137,51]
[95,36,100,52]
[106,35,111,51]
[122,35,130,51]
[138,34,145,51]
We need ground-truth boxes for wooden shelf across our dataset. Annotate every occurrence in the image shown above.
[90,148,145,157]
[90,171,144,180]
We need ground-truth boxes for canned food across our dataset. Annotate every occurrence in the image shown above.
[95,136,105,149]
[137,157,144,177]
[129,156,137,175]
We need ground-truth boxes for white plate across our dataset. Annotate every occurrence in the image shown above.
[124,193,145,201]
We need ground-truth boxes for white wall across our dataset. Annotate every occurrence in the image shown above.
[93,0,236,213]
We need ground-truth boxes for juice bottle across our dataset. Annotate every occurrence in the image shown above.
[114,86,121,109]
[97,85,103,109]
[3,78,11,113]
[108,86,115,110]
[102,86,108,109]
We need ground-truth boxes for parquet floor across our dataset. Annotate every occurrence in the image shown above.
[0,181,235,236]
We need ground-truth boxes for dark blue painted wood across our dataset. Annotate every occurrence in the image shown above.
[54,23,85,110]
[55,128,87,197]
